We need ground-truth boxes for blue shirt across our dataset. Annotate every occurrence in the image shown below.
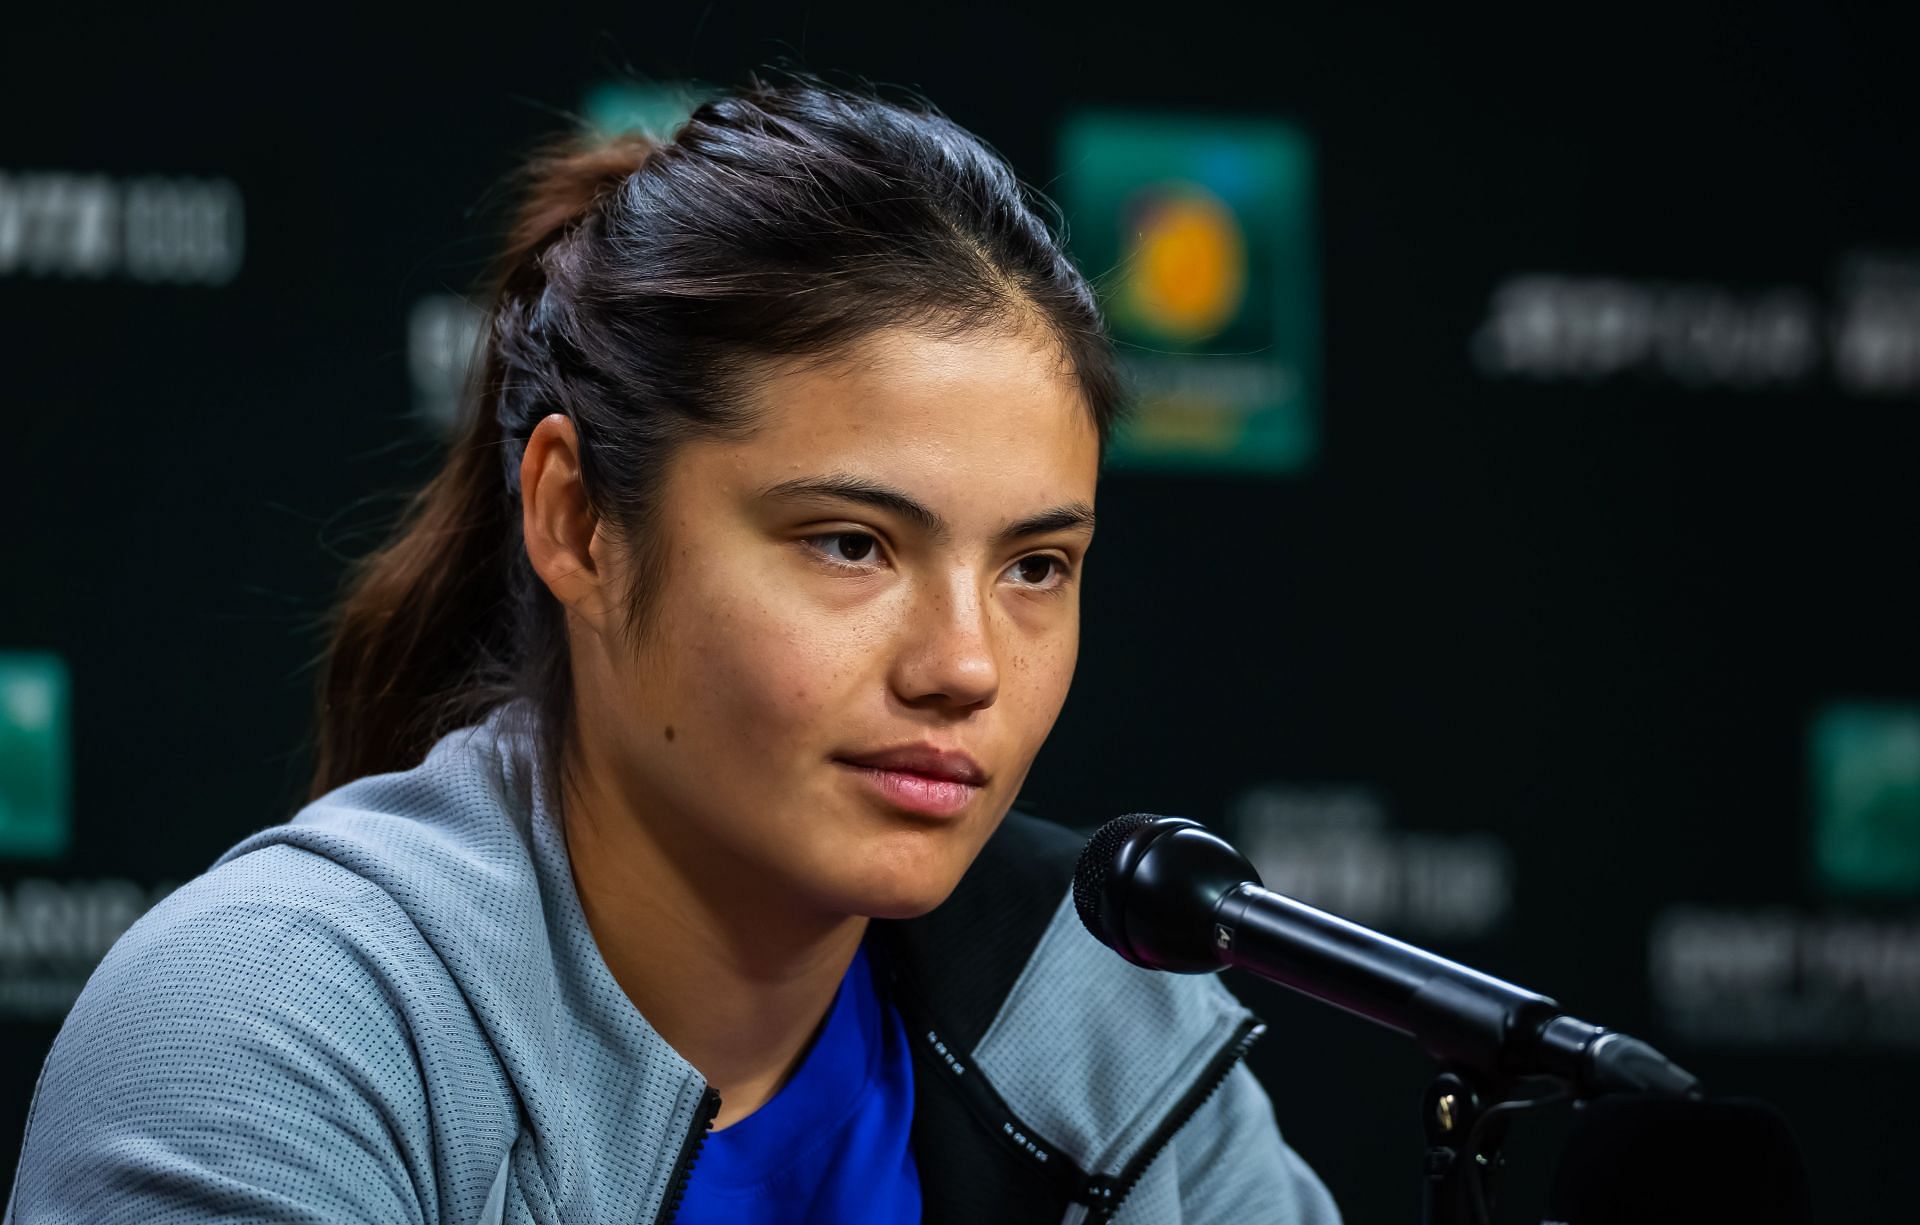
[676,940,921,1224]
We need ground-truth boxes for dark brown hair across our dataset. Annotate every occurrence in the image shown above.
[309,72,1124,802]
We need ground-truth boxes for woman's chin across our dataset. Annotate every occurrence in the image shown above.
[788,814,998,921]
[820,865,958,921]
[825,854,972,922]
[857,888,957,922]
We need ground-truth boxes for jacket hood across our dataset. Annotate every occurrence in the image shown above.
[216,702,712,1221]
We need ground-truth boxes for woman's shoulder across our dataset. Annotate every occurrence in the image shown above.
[107,837,443,1002]
[8,840,457,1215]
[202,712,553,967]
[49,709,557,1091]
[6,727,546,1223]
[218,713,544,899]
[63,770,507,1078]
[35,842,447,1133]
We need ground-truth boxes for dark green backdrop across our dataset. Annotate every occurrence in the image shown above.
[4,5,1917,1220]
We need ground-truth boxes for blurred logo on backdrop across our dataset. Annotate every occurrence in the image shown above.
[0,653,68,861]
[580,79,709,141]
[0,655,159,1024]
[406,82,706,434]
[1226,784,1512,940]
[1813,703,1920,897]
[1650,701,1920,1049]
[1472,252,1920,397]
[0,879,177,1021]
[408,293,485,432]
[0,171,243,285]
[1059,113,1318,473]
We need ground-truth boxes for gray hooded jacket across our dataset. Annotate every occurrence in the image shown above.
[6,705,1339,1224]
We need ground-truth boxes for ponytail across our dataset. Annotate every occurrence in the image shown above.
[307,132,655,799]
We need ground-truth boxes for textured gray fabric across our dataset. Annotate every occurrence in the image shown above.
[978,894,1340,1224]
[7,704,1339,1224]
[1104,1064,1340,1225]
[977,890,1249,1174]
[9,843,504,1224]
[7,708,706,1224]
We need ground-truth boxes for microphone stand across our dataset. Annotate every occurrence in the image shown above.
[1419,1070,1567,1225]
[1067,814,1699,1222]
[1422,1070,1498,1225]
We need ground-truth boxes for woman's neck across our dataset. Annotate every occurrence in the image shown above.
[558,764,867,1130]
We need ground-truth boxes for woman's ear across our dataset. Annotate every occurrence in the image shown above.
[520,413,616,629]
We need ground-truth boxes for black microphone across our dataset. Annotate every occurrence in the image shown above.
[1072,813,1700,1098]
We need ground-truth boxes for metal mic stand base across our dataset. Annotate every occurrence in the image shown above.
[1420,1071,1507,1225]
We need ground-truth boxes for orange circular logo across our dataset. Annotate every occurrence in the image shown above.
[1121,185,1247,343]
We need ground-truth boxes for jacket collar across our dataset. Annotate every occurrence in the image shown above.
[877,811,1262,1207]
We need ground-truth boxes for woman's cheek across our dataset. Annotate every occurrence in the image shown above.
[694,593,878,743]
[1008,611,1078,712]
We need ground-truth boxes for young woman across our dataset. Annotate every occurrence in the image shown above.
[5,75,1338,1225]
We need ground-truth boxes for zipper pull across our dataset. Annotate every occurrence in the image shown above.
[1081,1173,1121,1221]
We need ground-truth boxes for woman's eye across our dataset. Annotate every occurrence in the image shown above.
[806,531,882,567]
[1008,555,1067,588]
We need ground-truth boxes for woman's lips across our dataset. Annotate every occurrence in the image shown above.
[836,761,983,818]
[835,745,987,819]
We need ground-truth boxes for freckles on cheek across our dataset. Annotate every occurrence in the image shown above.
[692,608,858,742]
[1011,637,1078,721]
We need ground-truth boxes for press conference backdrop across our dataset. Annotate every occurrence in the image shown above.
[4,7,1917,1220]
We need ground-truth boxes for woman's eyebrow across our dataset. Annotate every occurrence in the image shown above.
[757,474,1094,544]
[759,474,947,538]
[999,503,1096,544]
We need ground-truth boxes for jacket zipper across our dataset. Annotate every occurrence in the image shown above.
[1079,1017,1266,1223]
[651,1085,721,1225]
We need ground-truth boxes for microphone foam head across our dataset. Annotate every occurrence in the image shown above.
[1072,813,1257,973]
[1072,812,1160,948]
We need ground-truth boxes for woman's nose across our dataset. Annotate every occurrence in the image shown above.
[890,570,1000,713]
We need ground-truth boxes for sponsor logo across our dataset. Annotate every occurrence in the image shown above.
[408,292,486,432]
[1651,907,1920,1048]
[1812,702,1920,898]
[406,77,706,434]
[0,877,176,1020]
[0,171,243,285]
[580,80,707,140]
[0,653,68,861]
[1646,702,1920,1049]
[1472,252,1920,395]
[1059,112,1318,473]
[1228,785,1511,940]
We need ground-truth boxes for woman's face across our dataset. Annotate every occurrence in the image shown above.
[575,324,1101,920]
